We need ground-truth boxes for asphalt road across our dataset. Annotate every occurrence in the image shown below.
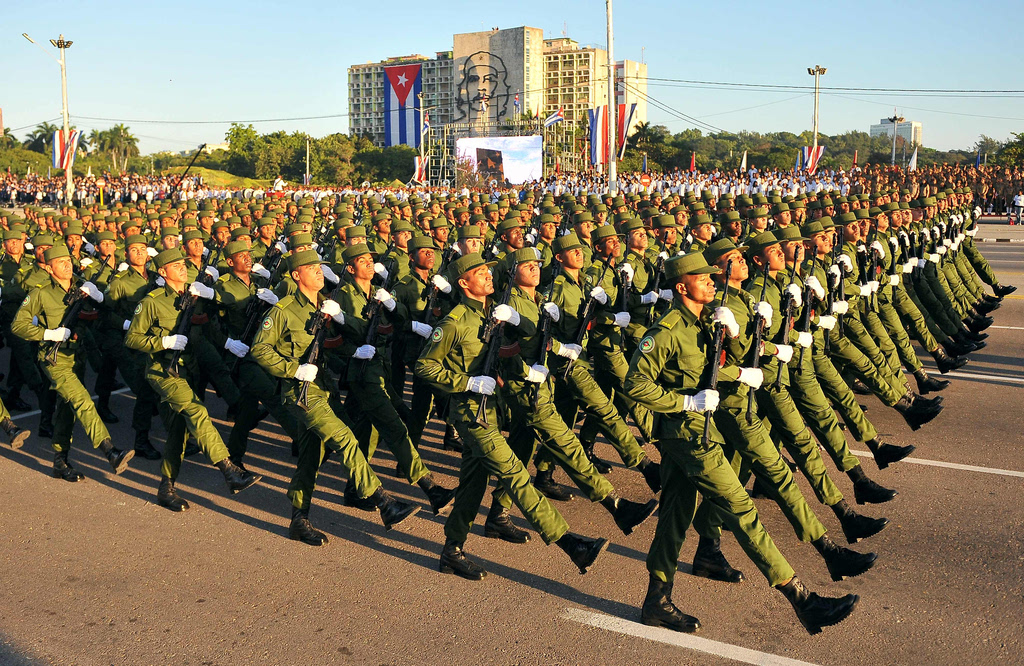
[0,236,1022,666]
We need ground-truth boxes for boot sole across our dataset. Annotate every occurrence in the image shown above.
[829,553,878,581]
[619,500,659,535]
[229,474,262,495]
[799,594,859,635]
[692,565,745,583]
[483,526,531,544]
[844,517,889,544]
[53,470,83,482]
[384,505,420,531]
[575,538,610,574]
[110,449,135,475]
[536,485,573,502]
[289,533,328,546]
[158,499,190,512]
[855,489,898,505]
[439,562,487,580]
[875,445,916,470]
[641,615,701,634]
[9,429,30,450]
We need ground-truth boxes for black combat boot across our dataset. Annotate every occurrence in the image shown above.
[534,468,573,502]
[974,299,1000,315]
[157,476,189,512]
[600,494,659,535]
[640,576,701,633]
[343,483,378,512]
[893,393,942,431]
[96,401,120,424]
[864,438,915,470]
[1,417,29,449]
[133,430,161,460]
[374,488,420,530]
[692,536,745,583]
[52,450,84,482]
[439,539,487,580]
[966,313,993,332]
[289,506,328,546]
[98,439,134,475]
[959,327,987,342]
[993,284,1017,297]
[777,576,858,635]
[581,439,612,474]
[215,458,261,494]
[812,534,877,581]
[417,474,456,515]
[638,458,661,494]
[848,465,898,504]
[5,392,31,412]
[831,499,889,544]
[931,347,968,374]
[941,337,975,357]
[850,378,872,395]
[483,501,530,543]
[555,532,609,574]
[914,369,951,394]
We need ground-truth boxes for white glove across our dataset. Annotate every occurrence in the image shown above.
[202,246,211,257]
[831,300,849,315]
[80,281,103,302]
[713,306,740,338]
[737,367,764,389]
[374,262,389,281]
[794,331,813,348]
[256,288,278,305]
[542,302,561,322]
[903,262,915,274]
[612,312,631,328]
[639,291,658,305]
[146,247,158,258]
[618,263,634,283]
[83,242,95,255]
[899,231,910,244]
[525,363,550,383]
[942,239,952,248]
[466,375,496,395]
[320,299,345,324]
[870,240,885,257]
[754,301,773,329]
[122,319,131,331]
[932,226,941,237]
[859,284,872,297]
[205,265,220,280]
[555,343,581,360]
[24,242,33,251]
[224,337,249,358]
[117,262,129,272]
[658,251,669,261]
[431,274,451,294]
[938,222,947,233]
[43,327,71,343]
[294,363,318,382]
[492,303,520,326]
[839,254,853,273]
[856,244,867,255]
[974,206,982,219]
[956,232,966,243]
[156,277,166,287]
[921,227,931,240]
[161,334,187,350]
[352,344,376,360]
[817,315,837,330]
[659,288,674,301]
[868,280,880,293]
[786,282,802,309]
[80,257,94,268]
[805,276,825,300]
[773,344,794,363]
[966,228,978,237]
[683,389,719,413]
[318,264,338,284]
[524,231,537,245]
[889,274,900,286]
[189,281,215,300]
[936,246,947,256]
[589,286,608,305]
[888,236,899,247]
[275,240,288,254]
[828,265,842,282]
[374,288,396,311]
[411,321,432,338]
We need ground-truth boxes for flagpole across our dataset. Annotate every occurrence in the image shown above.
[606,0,617,193]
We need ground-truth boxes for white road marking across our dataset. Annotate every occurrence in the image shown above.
[989,325,1024,330]
[563,608,820,666]
[943,370,1024,385]
[11,387,132,421]
[850,450,1024,478]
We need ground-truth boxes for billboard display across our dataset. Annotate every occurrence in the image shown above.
[455,135,542,185]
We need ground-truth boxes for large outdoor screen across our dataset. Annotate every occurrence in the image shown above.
[455,135,542,185]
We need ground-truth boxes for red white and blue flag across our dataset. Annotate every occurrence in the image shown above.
[801,145,825,175]
[588,106,609,167]
[383,63,422,148]
[617,102,637,159]
[513,94,520,115]
[52,129,81,170]
[544,108,564,128]
[413,155,428,183]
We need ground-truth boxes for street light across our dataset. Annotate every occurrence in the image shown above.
[23,32,74,205]
[887,111,905,166]
[807,65,826,151]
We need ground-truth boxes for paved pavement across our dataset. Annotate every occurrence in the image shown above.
[0,243,1022,666]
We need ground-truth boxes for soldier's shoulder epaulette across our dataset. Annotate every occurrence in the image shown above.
[658,308,684,330]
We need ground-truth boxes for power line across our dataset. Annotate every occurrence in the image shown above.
[641,76,1024,95]
[697,94,810,119]
[71,113,349,125]
[826,92,1024,122]
[622,81,724,134]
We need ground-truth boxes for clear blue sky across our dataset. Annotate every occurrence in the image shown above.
[4,0,1022,155]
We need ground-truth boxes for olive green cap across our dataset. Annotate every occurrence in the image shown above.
[776,226,808,242]
[43,244,71,262]
[408,235,437,252]
[457,225,482,240]
[745,231,782,256]
[552,232,583,253]
[153,248,184,268]
[224,240,249,257]
[341,244,374,264]
[287,249,324,272]
[703,238,748,265]
[448,251,494,279]
[664,251,720,280]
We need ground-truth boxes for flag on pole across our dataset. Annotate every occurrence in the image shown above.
[587,106,609,167]
[907,146,918,172]
[801,146,825,175]
[52,129,81,171]
[642,153,648,173]
[616,103,637,159]
[689,151,695,172]
[852,149,858,169]
[383,63,423,148]
[739,150,747,171]
[795,149,803,172]
[413,155,428,183]
[534,106,541,120]
[303,173,311,186]
[544,108,564,128]
[975,150,982,168]
[513,94,521,116]
[422,111,430,134]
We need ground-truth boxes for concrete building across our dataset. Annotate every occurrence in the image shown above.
[870,118,923,146]
[452,26,544,129]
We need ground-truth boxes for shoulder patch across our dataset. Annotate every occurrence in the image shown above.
[430,327,443,343]
[639,335,656,353]
[133,302,143,315]
[21,296,29,307]
[261,315,273,330]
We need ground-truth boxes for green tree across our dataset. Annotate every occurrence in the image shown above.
[22,122,59,153]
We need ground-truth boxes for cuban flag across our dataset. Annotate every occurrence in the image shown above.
[413,155,428,183]
[588,106,609,167]
[52,129,81,170]
[544,108,564,128]
[422,111,430,134]
[514,94,521,115]
[383,63,422,148]
[801,145,825,175]
[616,103,637,159]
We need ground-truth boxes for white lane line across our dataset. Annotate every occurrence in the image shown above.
[10,387,132,421]
[989,325,1024,330]
[850,450,1024,478]
[563,608,820,666]
[943,370,1024,385]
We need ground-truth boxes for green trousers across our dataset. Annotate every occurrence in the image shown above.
[814,346,878,445]
[892,283,944,349]
[579,343,655,445]
[876,296,923,373]
[44,354,111,453]
[906,273,962,337]
[227,357,304,461]
[647,436,795,587]
[444,403,569,545]
[826,321,904,407]
[855,303,909,386]
[963,239,998,286]
[147,365,229,480]
[193,331,242,408]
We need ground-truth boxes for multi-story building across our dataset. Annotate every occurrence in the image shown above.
[869,118,923,146]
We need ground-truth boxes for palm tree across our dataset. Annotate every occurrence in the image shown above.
[0,127,16,149]
[106,124,139,171]
[630,121,656,148]
[22,121,60,153]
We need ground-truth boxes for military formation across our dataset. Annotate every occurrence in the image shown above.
[0,181,1012,636]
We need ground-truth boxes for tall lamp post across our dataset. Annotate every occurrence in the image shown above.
[23,32,74,205]
[807,65,826,152]
[887,111,905,166]
[606,0,617,193]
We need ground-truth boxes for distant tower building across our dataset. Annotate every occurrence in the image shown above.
[869,118,923,146]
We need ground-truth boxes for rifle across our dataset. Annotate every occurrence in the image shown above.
[421,243,458,328]
[168,144,207,201]
[795,257,817,374]
[866,228,879,311]
[45,278,88,366]
[773,265,798,391]
[646,236,668,325]
[701,259,733,447]
[747,272,770,423]
[354,240,398,380]
[530,263,562,411]
[165,248,218,378]
[295,301,333,411]
[229,291,273,376]
[561,258,612,381]
[474,258,519,427]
